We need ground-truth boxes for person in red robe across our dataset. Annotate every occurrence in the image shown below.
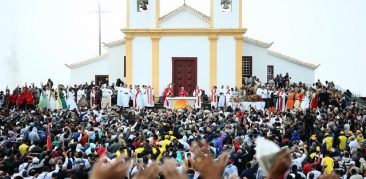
[17,88,26,109]
[9,90,18,108]
[25,88,34,109]
[162,84,173,108]
[178,87,188,97]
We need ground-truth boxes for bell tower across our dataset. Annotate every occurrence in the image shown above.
[126,0,160,29]
[211,0,242,28]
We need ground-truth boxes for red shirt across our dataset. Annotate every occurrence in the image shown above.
[97,146,107,156]
[10,93,18,104]
[25,91,34,105]
[178,90,188,97]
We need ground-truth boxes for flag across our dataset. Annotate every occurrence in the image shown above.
[47,120,52,150]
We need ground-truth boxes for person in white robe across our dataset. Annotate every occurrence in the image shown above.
[141,85,148,108]
[77,87,85,104]
[276,88,286,112]
[90,87,96,108]
[49,90,57,111]
[218,85,226,108]
[193,86,202,109]
[66,88,78,111]
[45,88,51,109]
[225,86,232,107]
[210,86,218,109]
[163,84,173,108]
[146,85,154,107]
[116,84,124,107]
[133,85,143,109]
[301,88,311,110]
[101,85,113,109]
[122,85,131,108]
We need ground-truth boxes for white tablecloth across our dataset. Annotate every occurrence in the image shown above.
[235,101,266,111]
[166,97,196,109]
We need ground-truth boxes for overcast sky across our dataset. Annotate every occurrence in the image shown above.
[0,0,365,96]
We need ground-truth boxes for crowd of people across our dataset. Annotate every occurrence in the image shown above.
[0,76,365,179]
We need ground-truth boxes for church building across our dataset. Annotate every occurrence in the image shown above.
[66,0,320,96]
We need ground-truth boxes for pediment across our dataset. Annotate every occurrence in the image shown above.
[159,4,210,28]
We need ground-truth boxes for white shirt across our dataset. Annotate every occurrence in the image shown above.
[349,139,360,150]
[102,88,113,97]
[307,170,321,179]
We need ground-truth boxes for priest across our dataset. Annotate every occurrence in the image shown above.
[193,86,202,109]
[210,86,218,109]
[276,88,286,112]
[178,87,188,97]
[146,85,154,107]
[90,87,96,108]
[122,84,131,108]
[133,85,143,109]
[77,86,85,104]
[116,84,124,107]
[225,86,232,108]
[101,84,113,109]
[217,85,226,108]
[163,84,173,108]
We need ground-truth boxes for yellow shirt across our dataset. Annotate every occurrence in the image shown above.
[357,135,364,144]
[19,143,29,156]
[160,139,172,149]
[324,137,333,151]
[338,135,347,151]
[116,149,128,157]
[134,147,165,161]
[322,157,334,174]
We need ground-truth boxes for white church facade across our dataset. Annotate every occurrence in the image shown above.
[66,0,319,97]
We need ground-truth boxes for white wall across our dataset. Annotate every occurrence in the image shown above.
[213,0,240,28]
[108,45,125,84]
[217,36,236,87]
[160,10,209,28]
[132,37,152,85]
[69,57,109,85]
[243,42,315,84]
[129,0,156,28]
[159,36,210,93]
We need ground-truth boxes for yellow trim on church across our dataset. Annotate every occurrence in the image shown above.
[209,35,218,88]
[121,28,247,36]
[122,28,246,89]
[151,35,160,98]
[125,36,133,85]
[235,35,243,88]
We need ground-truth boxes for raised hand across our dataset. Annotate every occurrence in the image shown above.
[267,149,292,179]
[161,159,186,179]
[318,174,339,179]
[90,156,130,179]
[191,141,229,179]
[135,162,159,179]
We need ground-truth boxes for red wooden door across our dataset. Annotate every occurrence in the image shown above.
[172,57,197,96]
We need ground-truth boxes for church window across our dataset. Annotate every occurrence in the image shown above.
[124,56,126,77]
[267,65,274,80]
[137,0,148,12]
[242,56,252,80]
